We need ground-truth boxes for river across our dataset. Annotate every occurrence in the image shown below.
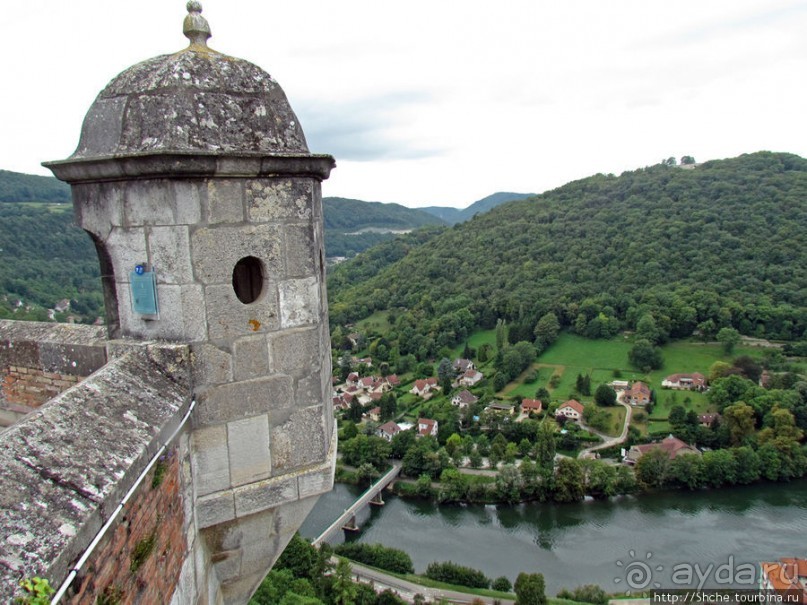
[299,480,807,594]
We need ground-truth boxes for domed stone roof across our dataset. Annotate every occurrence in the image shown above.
[71,2,308,159]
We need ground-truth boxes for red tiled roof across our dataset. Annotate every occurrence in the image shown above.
[635,435,699,459]
[560,399,584,414]
[522,398,542,411]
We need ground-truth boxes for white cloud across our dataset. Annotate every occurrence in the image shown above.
[0,0,805,207]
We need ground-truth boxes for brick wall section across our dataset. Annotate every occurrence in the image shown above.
[65,446,186,605]
[1,365,83,408]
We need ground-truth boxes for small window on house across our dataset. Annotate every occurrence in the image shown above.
[232,256,264,304]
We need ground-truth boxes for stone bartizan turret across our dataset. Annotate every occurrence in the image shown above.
[44,3,336,603]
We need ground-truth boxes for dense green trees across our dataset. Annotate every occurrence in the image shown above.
[330,152,807,354]
[333,543,414,575]
[0,204,102,322]
[0,170,70,202]
[425,561,490,589]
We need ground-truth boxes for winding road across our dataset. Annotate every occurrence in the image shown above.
[578,400,633,459]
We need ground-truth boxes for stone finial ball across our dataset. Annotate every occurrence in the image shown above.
[187,1,203,13]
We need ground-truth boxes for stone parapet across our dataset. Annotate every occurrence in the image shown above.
[0,343,192,602]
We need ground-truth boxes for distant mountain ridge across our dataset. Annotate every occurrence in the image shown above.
[421,192,535,225]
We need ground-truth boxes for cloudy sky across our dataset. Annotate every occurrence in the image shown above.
[2,1,806,208]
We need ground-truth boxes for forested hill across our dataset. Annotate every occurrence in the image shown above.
[323,197,444,230]
[420,192,534,225]
[0,169,70,203]
[322,197,444,258]
[328,152,807,347]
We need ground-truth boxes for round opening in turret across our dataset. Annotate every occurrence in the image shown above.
[232,256,264,304]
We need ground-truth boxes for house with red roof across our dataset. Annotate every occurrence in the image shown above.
[760,558,807,604]
[410,377,439,397]
[625,381,651,406]
[662,373,707,391]
[556,399,584,421]
[376,421,402,442]
[623,435,700,465]
[417,417,439,438]
[452,390,478,409]
[366,406,381,422]
[458,369,483,387]
[453,358,475,373]
[521,399,543,415]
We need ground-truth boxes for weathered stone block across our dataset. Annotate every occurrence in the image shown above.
[246,178,314,222]
[298,467,334,500]
[278,277,319,328]
[269,405,328,472]
[227,415,271,487]
[120,180,203,227]
[191,425,231,497]
[191,344,233,387]
[207,180,244,224]
[190,224,283,285]
[148,226,193,284]
[194,375,293,427]
[72,182,125,240]
[268,327,320,379]
[172,180,205,226]
[284,224,316,278]
[124,180,180,226]
[211,548,242,582]
[106,227,148,277]
[203,285,279,342]
[232,336,269,382]
[197,491,236,529]
[233,476,297,518]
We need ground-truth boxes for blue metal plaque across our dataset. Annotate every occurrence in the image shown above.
[130,270,158,316]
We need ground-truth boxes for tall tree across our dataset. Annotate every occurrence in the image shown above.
[514,572,547,605]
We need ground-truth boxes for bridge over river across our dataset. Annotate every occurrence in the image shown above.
[312,460,402,547]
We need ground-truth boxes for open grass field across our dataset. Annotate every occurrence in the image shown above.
[354,310,393,336]
[448,328,497,359]
[489,332,771,431]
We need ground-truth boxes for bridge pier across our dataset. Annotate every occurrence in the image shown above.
[342,515,360,532]
[369,492,385,506]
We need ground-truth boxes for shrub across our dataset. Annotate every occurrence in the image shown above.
[334,543,414,574]
[425,561,490,589]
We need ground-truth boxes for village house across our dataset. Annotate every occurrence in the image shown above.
[376,421,402,442]
[661,373,707,391]
[623,435,701,465]
[556,399,584,421]
[458,369,484,387]
[453,358,475,374]
[417,418,439,438]
[332,396,347,411]
[610,380,630,391]
[385,374,401,388]
[346,372,360,388]
[760,558,807,604]
[521,398,543,415]
[698,413,720,427]
[410,377,439,398]
[486,401,515,415]
[452,390,478,409]
[367,406,382,422]
[625,381,651,406]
